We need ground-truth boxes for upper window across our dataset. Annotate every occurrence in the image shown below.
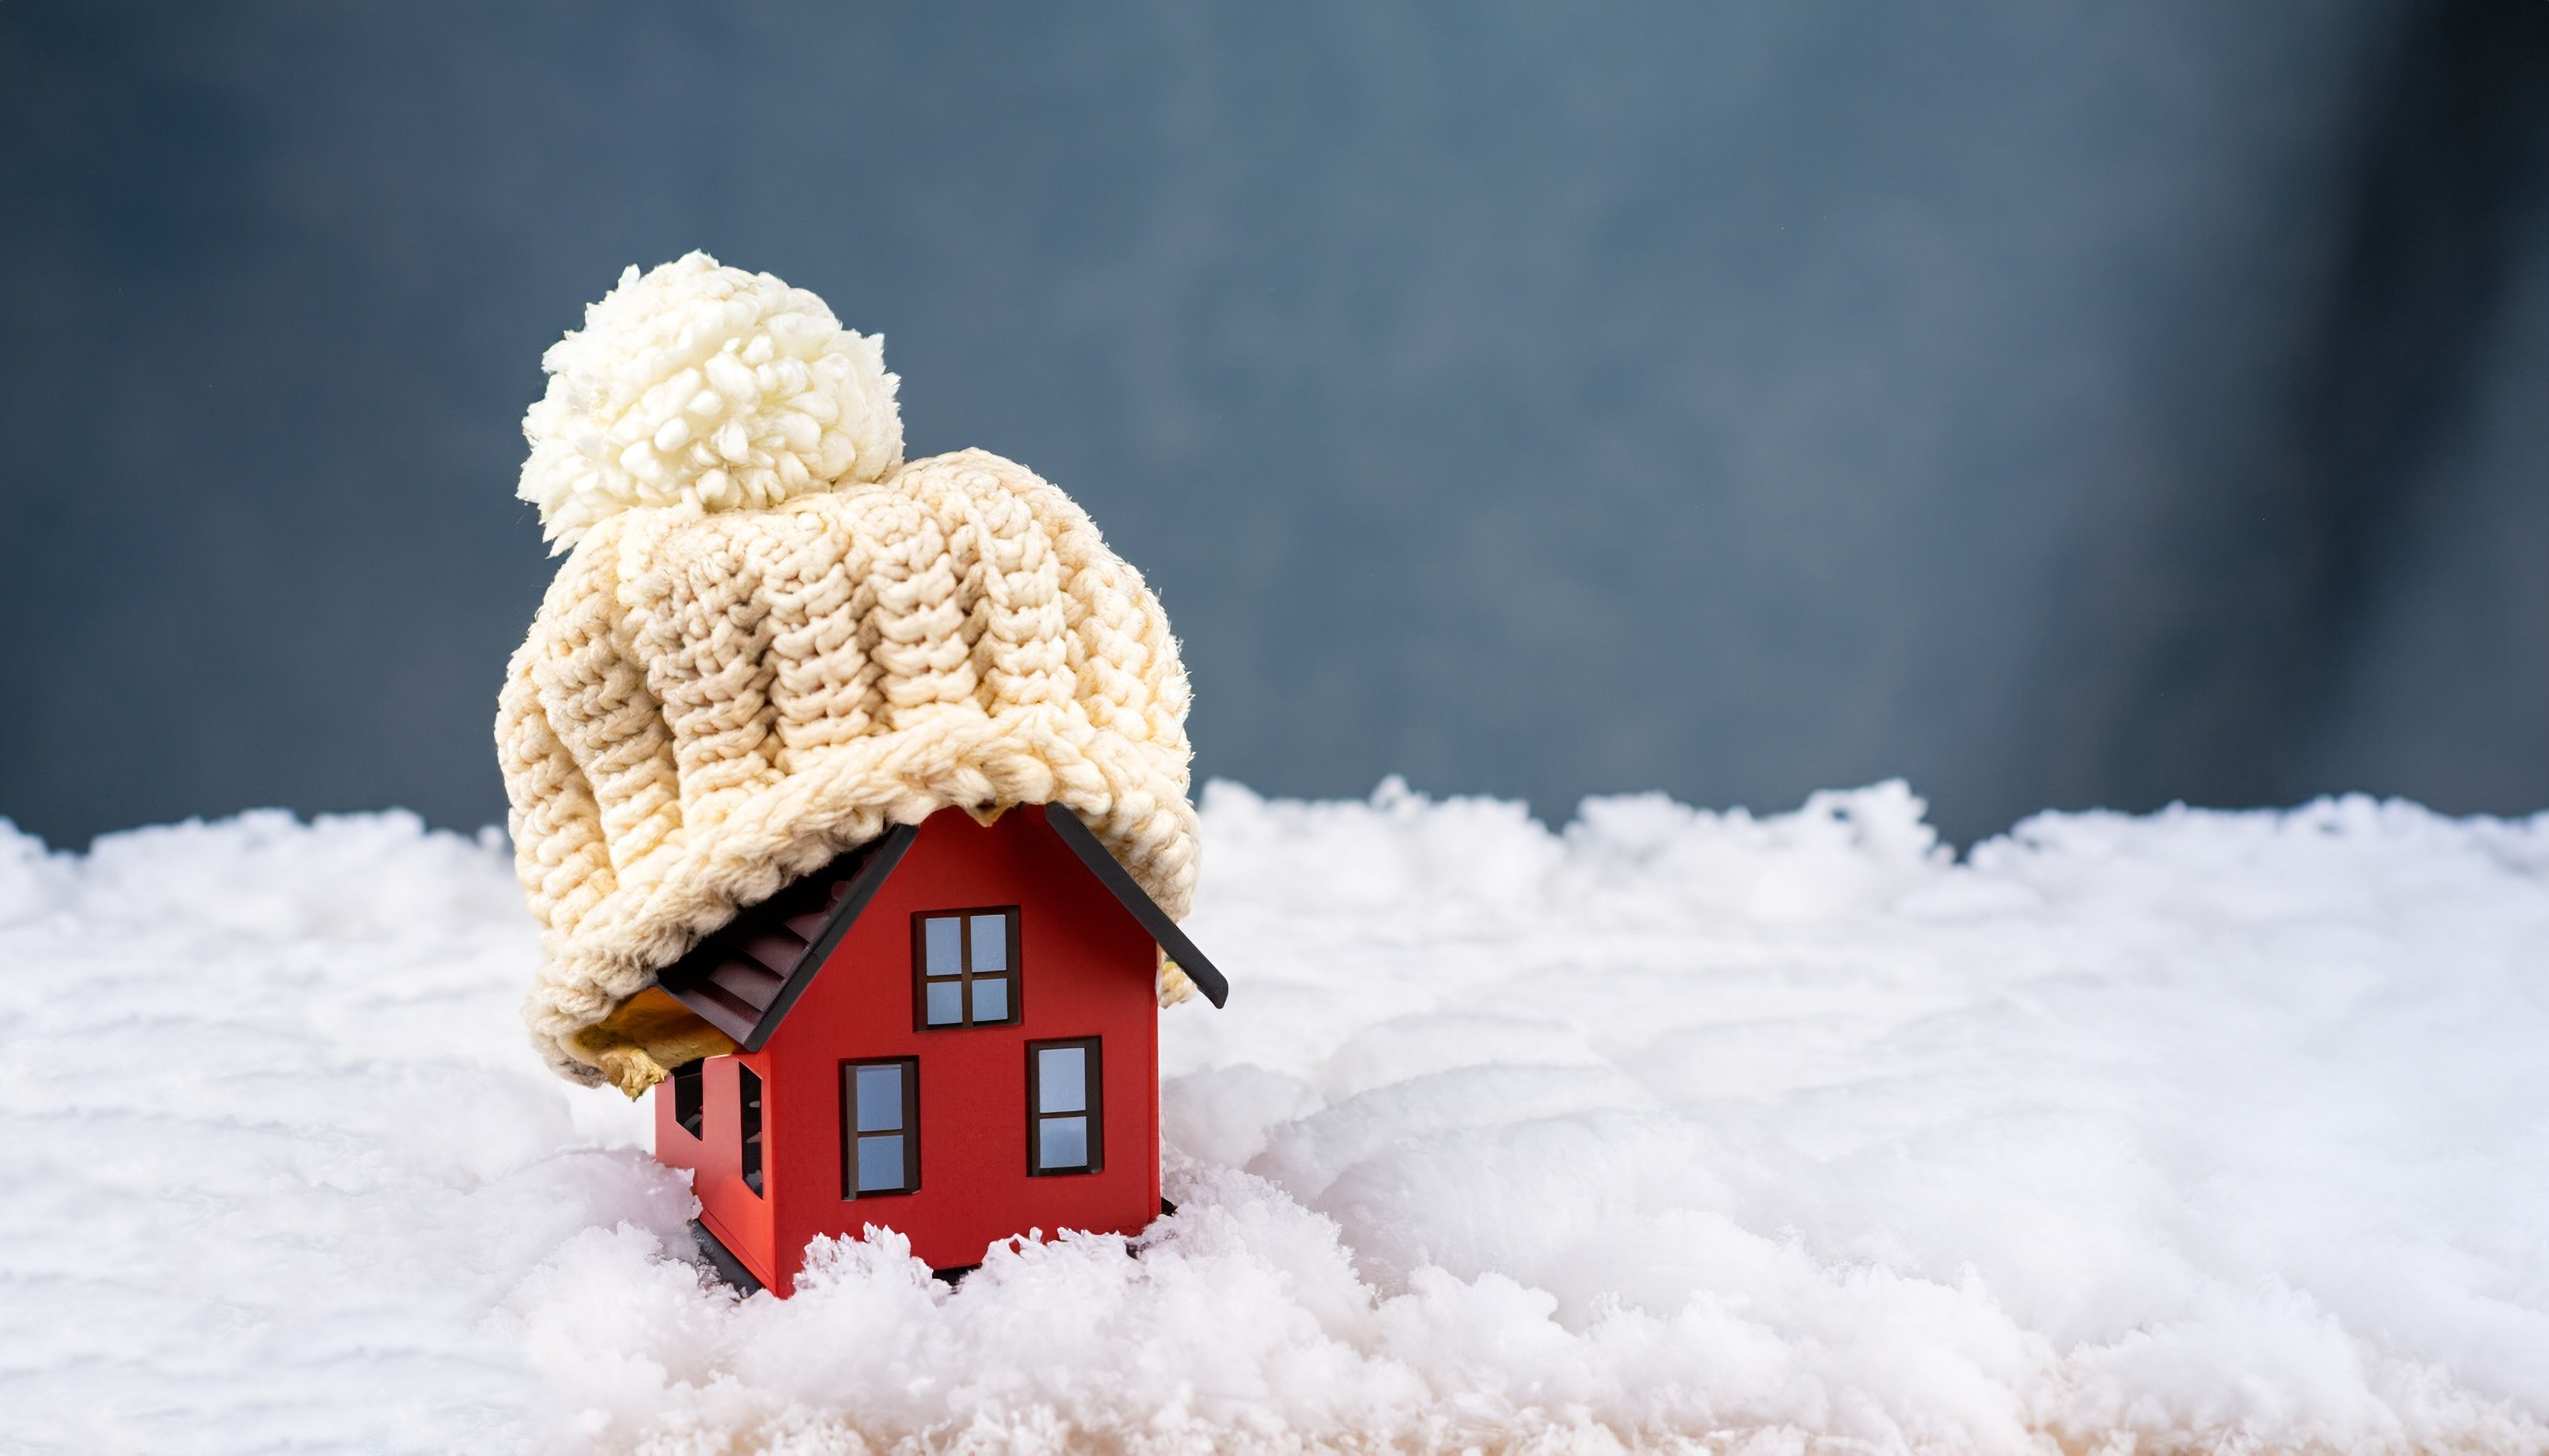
[670,1058,704,1139]
[915,908,1020,1029]
[1028,1037,1102,1176]
[841,1058,919,1198]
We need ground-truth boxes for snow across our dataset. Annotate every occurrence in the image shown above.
[4,783,2547,1454]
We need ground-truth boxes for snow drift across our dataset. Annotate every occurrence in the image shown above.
[2,782,2545,1453]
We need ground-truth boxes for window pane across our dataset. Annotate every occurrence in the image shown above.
[970,914,1009,971]
[923,916,963,975]
[857,1133,906,1192]
[925,979,965,1026]
[855,1065,903,1131]
[971,977,1008,1023]
[1037,1046,1086,1113]
[1039,1115,1088,1171]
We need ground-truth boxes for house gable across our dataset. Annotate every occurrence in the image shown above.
[1042,807,1229,1007]
[656,805,1225,1045]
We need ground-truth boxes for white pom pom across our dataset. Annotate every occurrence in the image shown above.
[518,252,904,551]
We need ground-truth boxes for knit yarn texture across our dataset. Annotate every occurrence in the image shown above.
[497,257,1197,1085]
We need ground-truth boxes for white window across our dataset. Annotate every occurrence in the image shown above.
[1028,1038,1102,1175]
[841,1058,918,1197]
[915,908,1020,1028]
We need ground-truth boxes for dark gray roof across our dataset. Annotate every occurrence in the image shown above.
[655,826,917,1051]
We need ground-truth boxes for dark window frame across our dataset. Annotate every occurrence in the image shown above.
[738,1064,764,1196]
[911,906,1022,1031]
[670,1058,704,1138]
[1026,1036,1103,1177]
[839,1057,921,1199]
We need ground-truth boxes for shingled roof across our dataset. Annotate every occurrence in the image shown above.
[655,806,1227,1052]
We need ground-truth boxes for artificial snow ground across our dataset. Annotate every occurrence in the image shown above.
[4,784,2547,1455]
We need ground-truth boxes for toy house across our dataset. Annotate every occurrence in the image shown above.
[647,802,1229,1295]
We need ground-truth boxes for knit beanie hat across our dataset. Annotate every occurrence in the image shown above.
[496,254,1199,1088]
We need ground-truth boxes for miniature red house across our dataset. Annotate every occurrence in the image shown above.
[648,802,1228,1295]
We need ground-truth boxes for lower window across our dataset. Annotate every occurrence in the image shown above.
[1027,1037,1102,1175]
[841,1058,919,1197]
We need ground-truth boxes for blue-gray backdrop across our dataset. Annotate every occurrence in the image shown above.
[4,1,2545,847]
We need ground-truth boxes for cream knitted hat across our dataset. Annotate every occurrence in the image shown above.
[496,255,1198,1086]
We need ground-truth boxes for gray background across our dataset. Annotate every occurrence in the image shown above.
[3,1,2545,848]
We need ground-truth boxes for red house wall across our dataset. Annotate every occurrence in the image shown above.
[653,806,1163,1293]
[655,1051,772,1272]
